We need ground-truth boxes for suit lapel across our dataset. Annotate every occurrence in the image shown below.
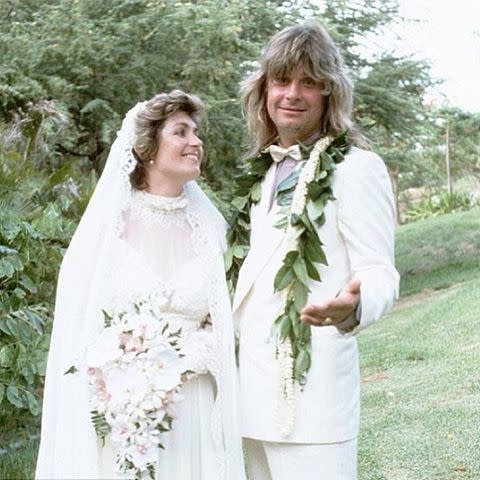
[233,165,286,312]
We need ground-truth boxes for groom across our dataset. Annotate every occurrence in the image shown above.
[231,23,399,479]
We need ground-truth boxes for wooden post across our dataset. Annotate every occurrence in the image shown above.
[445,119,452,195]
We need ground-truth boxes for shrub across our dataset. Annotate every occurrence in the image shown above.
[403,189,478,223]
[0,105,94,440]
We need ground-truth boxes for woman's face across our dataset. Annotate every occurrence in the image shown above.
[149,111,203,190]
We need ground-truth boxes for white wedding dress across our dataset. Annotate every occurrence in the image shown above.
[98,189,222,478]
[36,102,245,479]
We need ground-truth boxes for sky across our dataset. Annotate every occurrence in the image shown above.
[391,0,480,112]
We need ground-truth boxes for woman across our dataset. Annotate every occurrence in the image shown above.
[36,90,245,479]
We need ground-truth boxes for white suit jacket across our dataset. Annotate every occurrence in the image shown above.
[233,147,399,443]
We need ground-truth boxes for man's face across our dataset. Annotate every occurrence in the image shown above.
[266,64,327,146]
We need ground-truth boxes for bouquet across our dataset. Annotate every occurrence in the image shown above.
[67,293,188,479]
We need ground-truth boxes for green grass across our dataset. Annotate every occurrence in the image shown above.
[358,208,480,480]
[396,208,480,296]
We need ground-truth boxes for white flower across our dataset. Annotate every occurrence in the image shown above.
[110,413,137,444]
[85,326,123,368]
[149,359,183,392]
[104,363,148,407]
[124,438,157,470]
[276,338,295,437]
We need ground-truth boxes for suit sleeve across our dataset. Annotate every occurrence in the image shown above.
[337,149,400,333]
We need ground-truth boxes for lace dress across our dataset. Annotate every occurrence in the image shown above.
[100,189,221,479]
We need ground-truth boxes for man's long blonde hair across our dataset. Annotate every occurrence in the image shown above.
[241,22,367,156]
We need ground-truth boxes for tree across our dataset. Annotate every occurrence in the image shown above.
[313,0,436,221]
[0,0,304,188]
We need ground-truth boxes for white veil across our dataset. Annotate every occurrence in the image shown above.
[36,103,245,479]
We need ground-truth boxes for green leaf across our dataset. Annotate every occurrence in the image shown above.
[0,257,16,278]
[18,346,35,385]
[305,228,325,254]
[293,257,309,286]
[305,258,321,281]
[91,410,111,443]
[314,213,327,228]
[294,349,311,378]
[307,181,324,200]
[231,195,248,210]
[0,384,4,403]
[19,275,38,293]
[283,250,299,268]
[237,217,251,230]
[6,317,28,343]
[291,213,303,226]
[25,309,44,333]
[320,152,335,170]
[224,247,233,271]
[13,288,26,299]
[251,182,262,202]
[6,385,23,408]
[0,318,10,335]
[306,198,325,222]
[279,316,291,339]
[64,365,78,375]
[102,309,113,327]
[0,345,14,367]
[298,322,312,344]
[293,280,309,311]
[232,244,249,259]
[304,236,327,265]
[274,264,295,291]
[0,245,17,255]
[26,391,41,416]
[273,215,289,229]
[277,190,294,206]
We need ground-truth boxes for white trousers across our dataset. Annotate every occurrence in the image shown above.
[243,437,358,480]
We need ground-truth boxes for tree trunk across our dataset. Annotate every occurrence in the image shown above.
[445,120,452,195]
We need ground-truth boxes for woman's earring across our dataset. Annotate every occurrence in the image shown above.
[148,160,154,165]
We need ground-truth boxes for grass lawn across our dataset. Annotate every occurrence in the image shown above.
[396,209,480,296]
[358,208,480,480]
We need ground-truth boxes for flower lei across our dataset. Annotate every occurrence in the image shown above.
[227,132,350,432]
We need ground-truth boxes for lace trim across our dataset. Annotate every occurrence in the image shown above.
[132,189,188,212]
[125,190,190,229]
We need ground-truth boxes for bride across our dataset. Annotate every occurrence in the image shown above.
[35,90,246,479]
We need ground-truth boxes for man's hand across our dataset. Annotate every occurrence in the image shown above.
[300,278,361,327]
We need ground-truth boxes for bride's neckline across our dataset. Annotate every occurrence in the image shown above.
[131,188,188,212]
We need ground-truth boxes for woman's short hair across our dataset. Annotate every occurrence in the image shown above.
[241,22,367,155]
[130,89,204,190]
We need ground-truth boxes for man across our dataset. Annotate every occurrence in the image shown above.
[231,23,399,479]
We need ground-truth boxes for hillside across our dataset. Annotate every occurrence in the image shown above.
[358,208,480,480]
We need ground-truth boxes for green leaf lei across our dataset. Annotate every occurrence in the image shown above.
[226,132,350,384]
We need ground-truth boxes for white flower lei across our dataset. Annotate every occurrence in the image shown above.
[276,135,333,437]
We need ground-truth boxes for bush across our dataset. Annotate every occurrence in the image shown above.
[403,189,478,223]
[0,105,95,440]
